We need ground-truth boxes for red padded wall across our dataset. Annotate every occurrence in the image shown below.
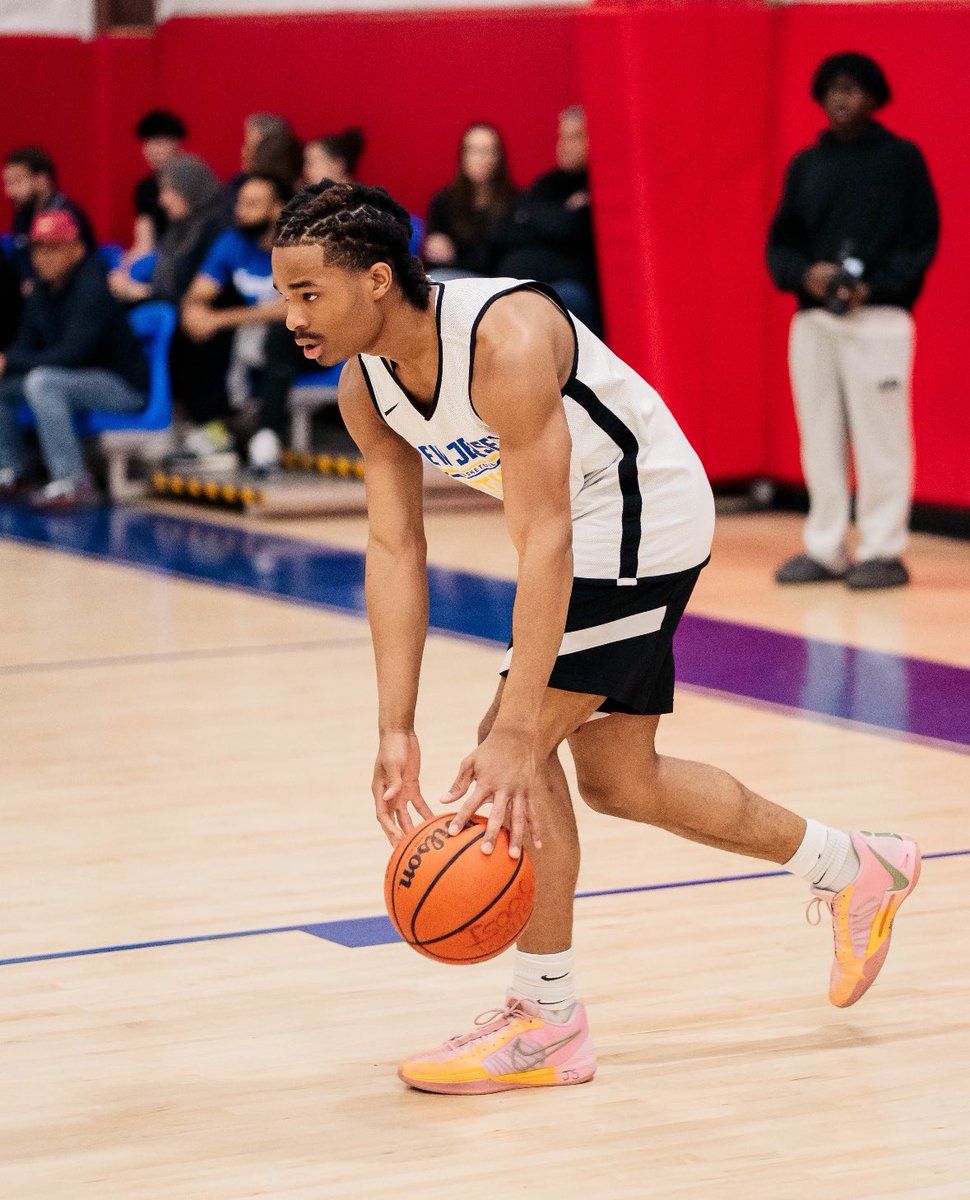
[151,11,581,220]
[580,2,778,480]
[582,1,970,503]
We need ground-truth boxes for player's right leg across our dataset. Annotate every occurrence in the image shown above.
[568,712,920,1008]
[398,683,603,1095]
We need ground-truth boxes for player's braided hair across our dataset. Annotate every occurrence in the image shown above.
[274,181,431,309]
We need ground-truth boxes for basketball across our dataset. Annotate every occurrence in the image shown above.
[384,812,535,964]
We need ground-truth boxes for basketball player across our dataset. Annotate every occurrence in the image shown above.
[272,182,921,1095]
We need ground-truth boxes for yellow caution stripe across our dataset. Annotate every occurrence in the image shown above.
[280,450,365,479]
[151,470,264,508]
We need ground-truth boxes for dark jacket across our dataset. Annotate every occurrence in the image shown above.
[424,185,518,277]
[767,121,939,310]
[5,252,149,393]
[494,167,598,293]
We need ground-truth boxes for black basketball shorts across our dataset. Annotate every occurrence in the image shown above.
[500,559,708,716]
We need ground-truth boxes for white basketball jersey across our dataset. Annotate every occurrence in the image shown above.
[358,278,714,582]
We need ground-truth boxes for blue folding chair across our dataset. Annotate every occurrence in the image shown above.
[82,301,177,497]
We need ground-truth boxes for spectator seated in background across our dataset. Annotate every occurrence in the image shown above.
[250,127,304,195]
[303,127,365,186]
[222,112,297,217]
[108,154,229,455]
[0,211,149,510]
[493,106,601,334]
[109,153,225,307]
[2,146,95,281]
[181,173,294,470]
[423,122,519,280]
[126,109,188,267]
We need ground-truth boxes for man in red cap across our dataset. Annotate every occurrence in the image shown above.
[0,211,149,508]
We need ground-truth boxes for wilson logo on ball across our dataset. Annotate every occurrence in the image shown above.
[396,824,452,889]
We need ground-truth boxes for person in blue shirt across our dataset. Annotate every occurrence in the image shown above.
[181,173,292,465]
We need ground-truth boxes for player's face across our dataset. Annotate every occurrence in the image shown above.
[823,74,876,134]
[273,243,388,367]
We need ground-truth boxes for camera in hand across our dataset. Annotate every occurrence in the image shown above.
[825,245,865,315]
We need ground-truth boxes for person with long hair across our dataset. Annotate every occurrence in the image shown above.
[423,122,519,279]
[303,127,365,186]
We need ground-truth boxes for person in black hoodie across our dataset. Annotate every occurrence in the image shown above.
[0,211,148,509]
[494,106,600,334]
[767,53,939,591]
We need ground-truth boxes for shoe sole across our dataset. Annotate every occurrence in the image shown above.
[398,1061,597,1095]
[832,839,921,1008]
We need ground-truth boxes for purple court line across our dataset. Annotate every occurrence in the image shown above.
[2,849,965,967]
[0,635,373,676]
[680,683,970,759]
[3,505,969,751]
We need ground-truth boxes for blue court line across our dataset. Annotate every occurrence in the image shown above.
[2,849,965,968]
[1,504,969,749]
[0,635,373,676]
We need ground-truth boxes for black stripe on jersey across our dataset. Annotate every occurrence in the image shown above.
[564,378,643,582]
[467,281,579,419]
[376,283,446,422]
[357,356,385,423]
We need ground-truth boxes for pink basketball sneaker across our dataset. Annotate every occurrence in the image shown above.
[810,830,921,1008]
[398,995,597,1095]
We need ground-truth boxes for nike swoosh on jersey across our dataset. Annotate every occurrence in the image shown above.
[383,403,399,416]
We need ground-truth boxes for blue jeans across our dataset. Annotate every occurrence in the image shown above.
[0,367,147,482]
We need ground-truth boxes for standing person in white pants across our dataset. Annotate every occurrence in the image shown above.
[767,52,939,590]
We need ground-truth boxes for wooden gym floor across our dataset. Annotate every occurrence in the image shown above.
[1,501,968,1198]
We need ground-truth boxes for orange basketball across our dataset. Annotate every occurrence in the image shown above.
[384,812,535,964]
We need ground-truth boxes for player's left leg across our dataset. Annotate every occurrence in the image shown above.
[568,713,920,1008]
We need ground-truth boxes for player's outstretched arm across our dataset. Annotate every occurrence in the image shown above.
[338,359,434,843]
[443,293,575,856]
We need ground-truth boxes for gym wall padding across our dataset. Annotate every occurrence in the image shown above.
[1,3,967,504]
[581,1,970,504]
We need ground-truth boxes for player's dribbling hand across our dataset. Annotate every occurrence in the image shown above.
[442,729,542,859]
[372,730,434,845]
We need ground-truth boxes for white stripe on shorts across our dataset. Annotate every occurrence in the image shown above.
[501,604,667,672]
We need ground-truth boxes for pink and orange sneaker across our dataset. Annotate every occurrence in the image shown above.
[810,830,921,1008]
[398,995,597,1095]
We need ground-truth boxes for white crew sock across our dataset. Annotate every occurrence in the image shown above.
[784,818,860,893]
[511,949,577,1022]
